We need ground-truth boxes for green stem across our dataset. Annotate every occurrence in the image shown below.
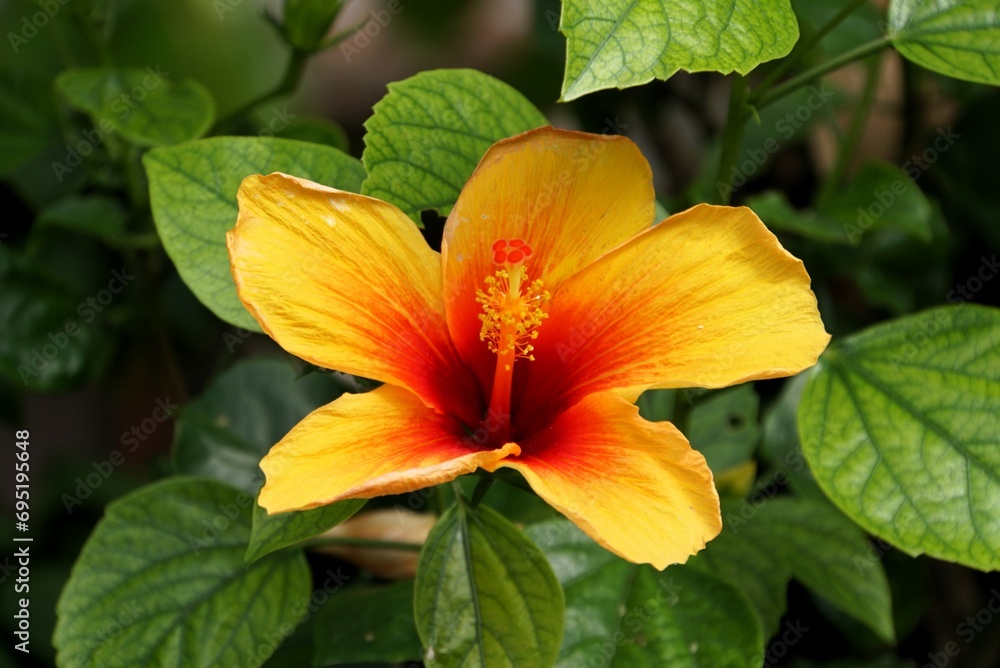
[212,47,311,133]
[816,55,881,206]
[714,74,751,204]
[78,7,113,66]
[432,485,448,516]
[754,0,871,95]
[305,537,424,552]
[469,474,495,509]
[750,35,893,109]
[48,15,79,67]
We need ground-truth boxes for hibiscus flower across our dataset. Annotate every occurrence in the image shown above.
[227,127,829,568]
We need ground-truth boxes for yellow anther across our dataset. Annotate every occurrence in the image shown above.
[475,269,549,360]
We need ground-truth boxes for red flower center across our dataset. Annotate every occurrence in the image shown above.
[475,239,549,443]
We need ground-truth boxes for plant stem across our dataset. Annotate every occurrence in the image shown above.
[714,74,751,204]
[305,537,425,552]
[49,16,79,67]
[816,54,881,206]
[750,35,893,109]
[755,0,871,95]
[212,47,310,133]
[469,474,495,509]
[431,485,448,516]
[672,389,695,433]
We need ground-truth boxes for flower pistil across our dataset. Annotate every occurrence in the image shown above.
[476,238,549,440]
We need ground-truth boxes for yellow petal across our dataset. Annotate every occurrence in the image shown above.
[228,173,483,426]
[259,384,519,513]
[517,204,830,431]
[501,393,721,569]
[441,127,656,388]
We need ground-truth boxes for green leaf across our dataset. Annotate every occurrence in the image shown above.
[559,0,799,101]
[750,162,933,246]
[361,69,547,225]
[55,67,215,147]
[145,137,365,329]
[35,195,127,241]
[283,0,346,50]
[54,477,311,668]
[824,163,934,245]
[526,519,763,667]
[749,191,850,244]
[687,384,761,475]
[637,388,677,422]
[314,581,423,665]
[889,0,1000,86]
[246,496,363,564]
[799,304,1000,572]
[173,357,346,493]
[688,512,791,638]
[414,502,564,667]
[0,256,113,393]
[789,657,917,668]
[756,498,895,642]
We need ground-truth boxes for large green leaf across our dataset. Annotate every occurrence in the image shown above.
[246,496,363,564]
[361,69,547,225]
[173,357,346,493]
[54,477,311,668]
[799,304,1000,572]
[414,502,564,667]
[559,0,799,101]
[889,0,1000,86]
[55,67,215,147]
[145,137,365,329]
[526,519,763,667]
[314,581,423,665]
